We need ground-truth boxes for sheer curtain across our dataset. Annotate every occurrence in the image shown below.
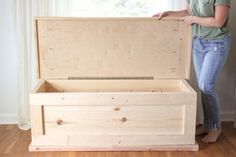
[14,0,69,130]
[68,0,187,17]
[15,0,197,130]
[148,0,186,15]
[14,0,32,130]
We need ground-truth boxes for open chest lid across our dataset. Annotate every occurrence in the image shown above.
[35,17,192,80]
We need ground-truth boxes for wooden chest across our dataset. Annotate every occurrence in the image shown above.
[29,17,198,151]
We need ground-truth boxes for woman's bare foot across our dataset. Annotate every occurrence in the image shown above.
[202,129,222,143]
[196,125,208,136]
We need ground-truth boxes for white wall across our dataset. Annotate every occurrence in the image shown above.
[217,1,236,121]
[0,0,235,124]
[0,0,18,124]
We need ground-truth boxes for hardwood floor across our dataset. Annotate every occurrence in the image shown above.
[0,122,235,157]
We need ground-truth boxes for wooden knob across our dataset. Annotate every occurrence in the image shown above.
[56,119,64,125]
[121,117,127,122]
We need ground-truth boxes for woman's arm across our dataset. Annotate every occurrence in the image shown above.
[181,5,229,28]
[166,10,189,17]
[152,10,189,19]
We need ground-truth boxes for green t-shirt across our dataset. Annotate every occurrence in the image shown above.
[187,0,231,40]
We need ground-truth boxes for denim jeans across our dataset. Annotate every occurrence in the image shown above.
[192,35,232,130]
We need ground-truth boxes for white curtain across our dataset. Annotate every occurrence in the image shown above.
[68,0,187,17]
[14,0,194,130]
[148,0,186,15]
[14,0,69,130]
[14,0,32,130]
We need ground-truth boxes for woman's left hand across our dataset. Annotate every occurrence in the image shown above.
[180,16,196,25]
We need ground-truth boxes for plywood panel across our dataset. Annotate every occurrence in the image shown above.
[30,17,197,152]
[31,134,195,147]
[30,91,195,106]
[32,79,46,93]
[30,106,44,136]
[45,79,182,92]
[44,105,184,135]
[29,143,199,151]
[35,17,192,79]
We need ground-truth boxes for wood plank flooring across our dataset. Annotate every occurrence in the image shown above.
[0,122,235,157]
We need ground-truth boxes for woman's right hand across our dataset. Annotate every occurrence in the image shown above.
[152,11,169,19]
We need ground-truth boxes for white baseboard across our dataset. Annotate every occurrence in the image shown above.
[0,114,17,124]
[221,111,235,122]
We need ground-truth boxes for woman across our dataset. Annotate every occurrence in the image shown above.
[153,0,231,143]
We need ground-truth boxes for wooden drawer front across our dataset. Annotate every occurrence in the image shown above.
[44,105,185,135]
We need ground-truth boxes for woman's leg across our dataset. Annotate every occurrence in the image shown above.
[198,36,231,142]
[192,37,209,135]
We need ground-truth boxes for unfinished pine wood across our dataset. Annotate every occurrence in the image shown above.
[30,79,196,150]
[183,26,192,79]
[30,134,196,149]
[32,79,46,93]
[30,90,195,106]
[35,17,192,80]
[30,17,197,151]
[39,79,186,93]
[29,142,199,152]
[43,105,185,135]
[179,80,196,93]
[30,106,44,136]
[30,80,196,149]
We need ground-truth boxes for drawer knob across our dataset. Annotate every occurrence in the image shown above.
[121,117,127,122]
[56,119,64,125]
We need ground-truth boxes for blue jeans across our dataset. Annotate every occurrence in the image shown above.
[193,35,232,130]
